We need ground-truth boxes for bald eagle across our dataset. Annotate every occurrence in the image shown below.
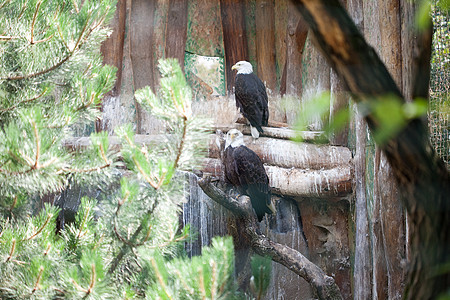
[223,129,274,221]
[232,61,269,139]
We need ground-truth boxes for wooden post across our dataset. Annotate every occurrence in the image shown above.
[165,0,189,69]
[130,0,157,134]
[284,1,308,97]
[98,0,127,132]
[377,1,406,298]
[220,0,249,93]
[255,0,277,92]
[100,0,127,97]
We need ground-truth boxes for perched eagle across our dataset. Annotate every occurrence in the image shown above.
[232,61,269,139]
[222,129,274,221]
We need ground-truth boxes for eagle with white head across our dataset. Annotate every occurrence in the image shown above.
[222,129,274,221]
[232,61,269,139]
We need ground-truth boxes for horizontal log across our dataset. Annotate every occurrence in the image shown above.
[215,123,324,141]
[64,134,353,171]
[202,158,352,198]
[209,135,352,170]
[235,116,289,128]
[62,135,167,151]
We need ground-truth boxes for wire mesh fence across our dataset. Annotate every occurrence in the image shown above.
[430,3,449,168]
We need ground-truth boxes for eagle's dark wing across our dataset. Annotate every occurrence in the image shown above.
[232,146,272,221]
[235,73,269,132]
[223,146,241,188]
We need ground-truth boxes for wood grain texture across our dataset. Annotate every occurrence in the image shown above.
[100,0,127,97]
[284,1,308,97]
[165,0,189,68]
[220,0,249,92]
[130,0,158,134]
[255,0,277,91]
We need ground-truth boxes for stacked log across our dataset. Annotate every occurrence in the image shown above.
[206,132,353,198]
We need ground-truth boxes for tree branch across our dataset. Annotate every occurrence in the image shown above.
[198,176,343,300]
[290,1,450,298]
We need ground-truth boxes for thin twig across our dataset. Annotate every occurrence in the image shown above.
[5,239,16,262]
[31,266,44,294]
[150,258,173,300]
[84,264,96,297]
[32,120,40,169]
[30,0,43,44]
[198,267,207,300]
[0,0,11,10]
[0,88,48,113]
[71,278,88,293]
[26,213,53,240]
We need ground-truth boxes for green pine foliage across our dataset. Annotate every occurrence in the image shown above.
[0,1,240,298]
[249,255,272,300]
[0,0,118,201]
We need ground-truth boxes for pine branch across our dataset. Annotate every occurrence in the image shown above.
[0,88,48,113]
[26,212,53,241]
[29,0,42,45]
[1,7,106,81]
[198,176,343,300]
[30,266,44,294]
[150,257,174,300]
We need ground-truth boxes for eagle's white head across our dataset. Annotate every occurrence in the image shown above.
[231,61,253,74]
[225,129,245,149]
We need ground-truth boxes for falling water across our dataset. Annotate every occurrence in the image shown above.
[182,171,314,299]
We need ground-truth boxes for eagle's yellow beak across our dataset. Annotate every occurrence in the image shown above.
[231,64,238,71]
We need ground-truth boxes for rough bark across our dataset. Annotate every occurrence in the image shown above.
[290,1,450,298]
[130,0,157,134]
[98,0,127,132]
[197,177,343,300]
[165,0,189,68]
[100,0,127,97]
[283,1,308,97]
[353,110,372,300]
[220,0,249,93]
[377,1,406,298]
[255,0,277,91]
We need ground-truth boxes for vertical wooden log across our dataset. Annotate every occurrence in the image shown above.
[377,2,406,299]
[329,71,349,146]
[372,167,389,300]
[98,0,127,132]
[255,0,277,92]
[274,0,288,93]
[353,109,373,300]
[284,1,308,97]
[378,0,403,90]
[165,0,189,69]
[220,0,249,93]
[130,0,157,134]
[100,0,127,97]
[153,0,170,89]
[329,0,349,145]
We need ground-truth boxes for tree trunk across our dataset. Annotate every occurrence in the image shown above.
[130,0,157,134]
[255,0,277,92]
[220,0,249,93]
[165,0,189,69]
[290,0,450,298]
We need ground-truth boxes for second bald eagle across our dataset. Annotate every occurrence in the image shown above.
[232,61,269,139]
[223,129,274,221]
